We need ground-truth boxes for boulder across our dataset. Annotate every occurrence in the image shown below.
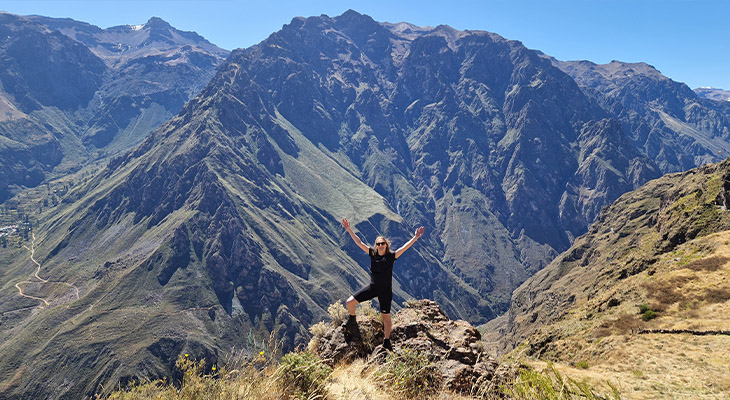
[312,317,383,366]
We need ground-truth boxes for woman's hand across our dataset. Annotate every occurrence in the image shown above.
[342,218,351,231]
[415,226,425,239]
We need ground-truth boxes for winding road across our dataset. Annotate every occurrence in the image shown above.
[14,233,80,308]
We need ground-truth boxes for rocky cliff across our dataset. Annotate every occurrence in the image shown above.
[311,299,506,394]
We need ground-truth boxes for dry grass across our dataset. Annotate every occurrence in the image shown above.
[683,256,730,272]
[102,354,286,400]
[511,230,730,399]
[533,334,730,400]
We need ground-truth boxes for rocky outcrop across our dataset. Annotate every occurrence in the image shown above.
[311,300,501,393]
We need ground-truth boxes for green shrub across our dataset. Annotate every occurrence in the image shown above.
[374,348,439,399]
[575,360,589,369]
[641,309,657,321]
[638,303,650,314]
[276,351,332,399]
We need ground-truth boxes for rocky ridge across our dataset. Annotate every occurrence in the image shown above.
[311,299,509,393]
[485,158,730,397]
[552,58,730,173]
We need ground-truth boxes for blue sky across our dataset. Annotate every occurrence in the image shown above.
[3,0,729,90]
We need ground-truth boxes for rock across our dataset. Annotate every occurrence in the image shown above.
[313,317,383,366]
[311,299,500,393]
[391,300,498,392]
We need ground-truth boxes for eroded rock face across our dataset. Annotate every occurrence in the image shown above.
[311,299,500,393]
[313,317,384,366]
[390,300,498,392]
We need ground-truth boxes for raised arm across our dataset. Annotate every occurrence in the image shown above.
[395,226,425,259]
[342,218,370,254]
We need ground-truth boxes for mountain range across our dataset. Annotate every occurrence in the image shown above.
[1,9,730,399]
[695,87,730,102]
[0,12,228,202]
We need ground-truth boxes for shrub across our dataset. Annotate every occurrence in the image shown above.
[373,348,439,399]
[638,303,658,321]
[308,321,328,337]
[276,351,332,399]
[575,360,589,369]
[641,309,657,321]
[327,302,348,326]
[307,321,329,353]
[357,299,379,318]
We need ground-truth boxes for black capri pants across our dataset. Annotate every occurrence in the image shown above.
[353,284,392,314]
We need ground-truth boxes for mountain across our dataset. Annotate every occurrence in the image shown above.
[0,12,228,201]
[695,86,730,102]
[487,158,730,397]
[551,59,730,173]
[2,9,730,399]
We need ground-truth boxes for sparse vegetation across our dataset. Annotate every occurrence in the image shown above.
[373,348,440,399]
[102,352,284,400]
[503,363,620,400]
[327,302,349,326]
[277,351,333,399]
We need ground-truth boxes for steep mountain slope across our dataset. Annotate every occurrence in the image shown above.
[487,158,730,397]
[553,59,730,173]
[252,11,662,286]
[0,12,228,201]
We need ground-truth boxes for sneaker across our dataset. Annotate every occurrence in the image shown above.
[383,338,392,351]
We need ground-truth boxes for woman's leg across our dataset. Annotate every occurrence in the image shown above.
[382,312,392,339]
[346,295,359,316]
[378,290,393,348]
[349,285,376,318]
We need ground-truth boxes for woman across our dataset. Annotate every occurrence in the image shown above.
[341,217,425,350]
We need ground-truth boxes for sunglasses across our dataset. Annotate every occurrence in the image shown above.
[375,242,387,246]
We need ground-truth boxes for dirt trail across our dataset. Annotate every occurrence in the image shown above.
[14,233,80,308]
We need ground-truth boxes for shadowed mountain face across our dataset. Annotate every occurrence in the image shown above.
[0,12,228,201]
[2,9,730,400]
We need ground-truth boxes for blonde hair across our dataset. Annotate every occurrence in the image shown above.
[374,236,392,253]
